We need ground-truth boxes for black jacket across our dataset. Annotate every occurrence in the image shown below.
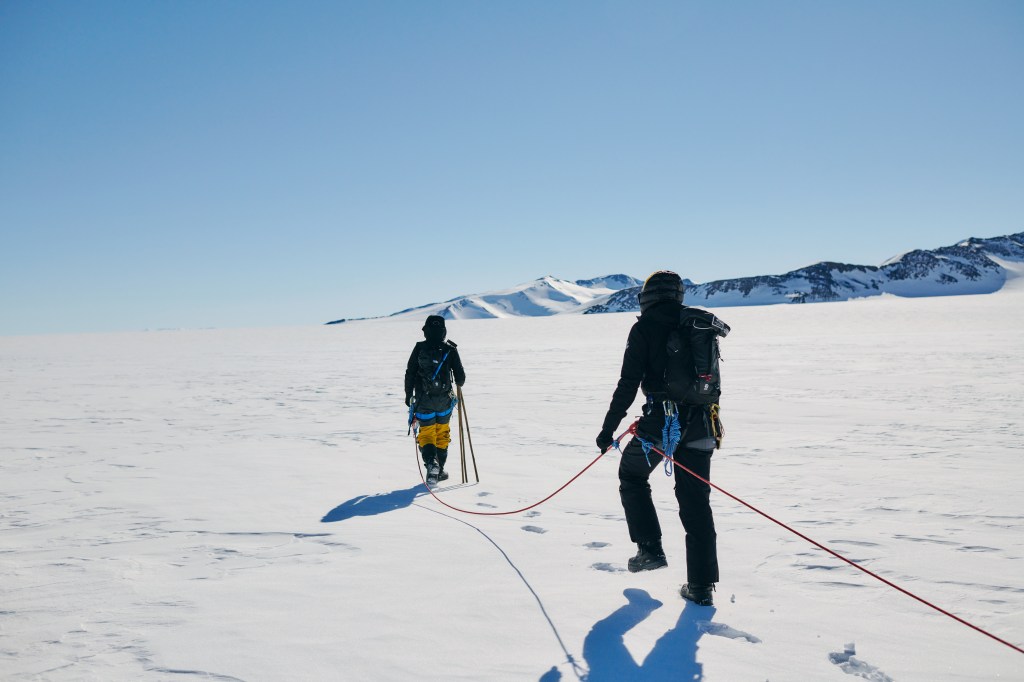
[600,301,681,434]
[405,340,466,411]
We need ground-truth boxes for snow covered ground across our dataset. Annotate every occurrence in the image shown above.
[2,289,1023,681]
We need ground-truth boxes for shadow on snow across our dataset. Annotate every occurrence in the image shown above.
[322,490,713,681]
[571,589,712,682]
[320,484,426,523]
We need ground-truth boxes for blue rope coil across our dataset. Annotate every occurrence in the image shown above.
[662,412,681,476]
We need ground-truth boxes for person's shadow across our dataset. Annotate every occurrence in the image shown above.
[320,484,426,523]
[580,588,713,682]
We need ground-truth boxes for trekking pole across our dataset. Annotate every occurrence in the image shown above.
[461,402,469,483]
[450,371,467,483]
[455,388,467,483]
[457,385,480,482]
[458,401,468,483]
[456,390,466,483]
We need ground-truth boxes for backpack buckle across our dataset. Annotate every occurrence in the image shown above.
[662,400,677,417]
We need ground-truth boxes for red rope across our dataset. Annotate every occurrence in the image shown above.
[415,439,607,516]
[617,420,1024,656]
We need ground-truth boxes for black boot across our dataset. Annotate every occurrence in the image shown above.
[426,461,440,486]
[421,444,439,485]
[627,540,667,573]
[679,582,715,606]
[437,448,449,481]
[420,443,437,469]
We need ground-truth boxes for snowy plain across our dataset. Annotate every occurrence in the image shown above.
[2,288,1023,681]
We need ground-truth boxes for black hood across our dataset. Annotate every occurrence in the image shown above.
[422,315,447,342]
[639,300,681,326]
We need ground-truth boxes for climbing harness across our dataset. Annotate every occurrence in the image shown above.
[633,400,688,476]
[412,399,456,422]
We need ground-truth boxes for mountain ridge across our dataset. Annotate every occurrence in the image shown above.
[327,231,1023,323]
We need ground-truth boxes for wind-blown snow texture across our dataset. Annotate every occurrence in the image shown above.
[3,288,1023,680]
[337,232,1023,322]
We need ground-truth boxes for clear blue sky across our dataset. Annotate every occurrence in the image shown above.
[2,1,1022,335]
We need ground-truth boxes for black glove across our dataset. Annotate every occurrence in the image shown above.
[405,393,413,407]
[596,429,614,454]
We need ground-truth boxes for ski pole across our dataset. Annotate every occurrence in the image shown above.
[458,393,468,483]
[457,385,479,482]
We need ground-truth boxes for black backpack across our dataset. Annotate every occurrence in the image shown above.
[664,307,731,405]
[417,341,456,397]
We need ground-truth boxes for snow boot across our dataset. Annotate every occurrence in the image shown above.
[421,443,439,486]
[437,448,449,480]
[426,462,440,487]
[679,583,715,606]
[627,540,667,573]
[420,443,437,469]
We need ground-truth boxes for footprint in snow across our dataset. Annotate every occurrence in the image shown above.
[523,510,541,518]
[522,526,547,534]
[696,621,761,644]
[828,643,893,682]
[584,542,610,549]
[591,562,626,573]
[476,503,497,508]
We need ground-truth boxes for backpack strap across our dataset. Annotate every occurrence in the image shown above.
[429,340,460,380]
[431,349,451,380]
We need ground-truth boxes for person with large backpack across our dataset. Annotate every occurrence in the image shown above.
[405,315,466,486]
[596,271,730,606]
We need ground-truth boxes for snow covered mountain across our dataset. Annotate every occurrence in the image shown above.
[381,274,642,320]
[583,231,1024,313]
[572,274,644,291]
[327,232,1022,323]
[681,231,1024,308]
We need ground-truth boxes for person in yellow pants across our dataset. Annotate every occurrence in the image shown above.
[405,315,466,484]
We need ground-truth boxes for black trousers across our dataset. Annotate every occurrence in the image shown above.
[618,409,720,584]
